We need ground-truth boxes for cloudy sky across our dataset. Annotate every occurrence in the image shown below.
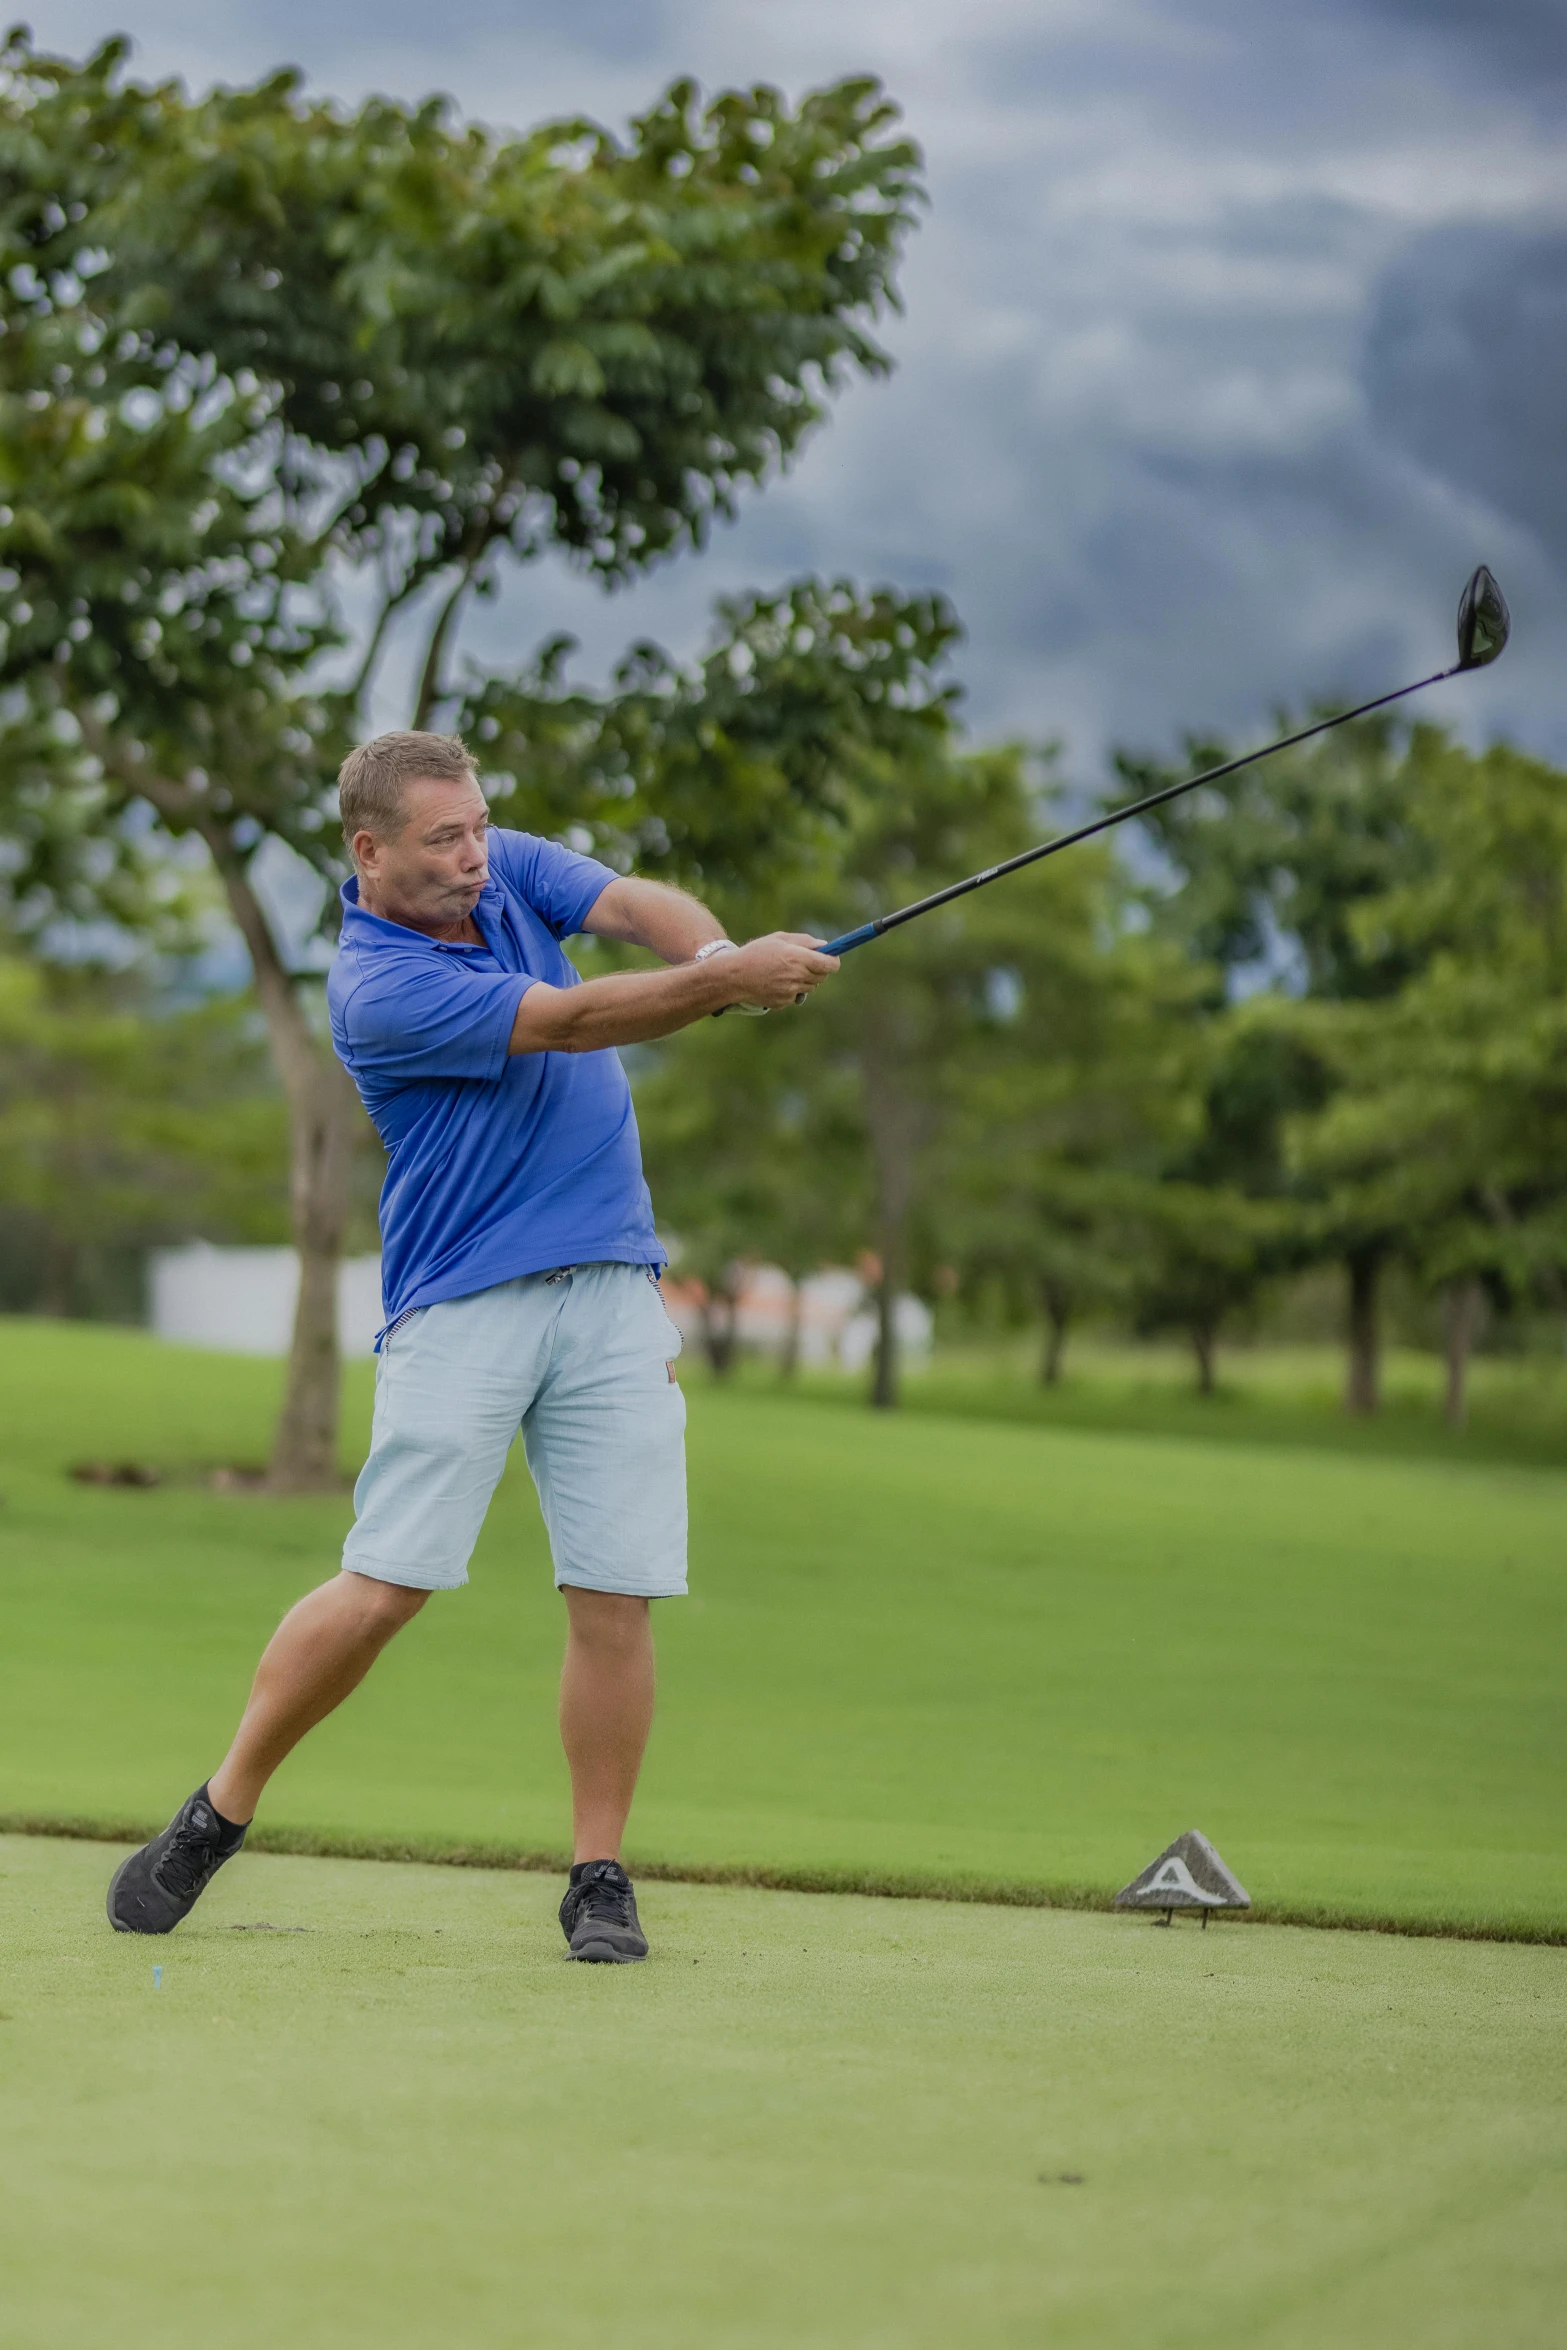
[22,0,1567,778]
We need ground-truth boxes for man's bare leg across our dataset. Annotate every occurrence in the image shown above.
[207,1571,428,1824]
[558,1588,655,1862]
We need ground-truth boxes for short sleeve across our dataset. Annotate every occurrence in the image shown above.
[336,954,531,1084]
[488,829,616,940]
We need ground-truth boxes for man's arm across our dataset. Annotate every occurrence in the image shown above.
[508,930,837,1055]
[579,875,726,963]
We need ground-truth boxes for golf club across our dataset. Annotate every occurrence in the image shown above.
[817,564,1510,961]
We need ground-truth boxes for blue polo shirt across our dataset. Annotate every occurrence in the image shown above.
[328,827,664,1334]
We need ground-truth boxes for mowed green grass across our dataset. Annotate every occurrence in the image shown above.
[795,1337,1567,1471]
[3,1834,1564,2350]
[0,1319,1563,1934]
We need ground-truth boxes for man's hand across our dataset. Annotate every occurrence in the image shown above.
[721,933,840,1011]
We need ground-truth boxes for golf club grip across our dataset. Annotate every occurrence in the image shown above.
[821,921,881,956]
[712,922,873,1010]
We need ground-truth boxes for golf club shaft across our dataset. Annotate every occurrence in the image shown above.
[821,664,1456,957]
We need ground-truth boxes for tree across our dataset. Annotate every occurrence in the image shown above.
[1114,712,1432,1409]
[0,952,291,1313]
[939,874,1197,1385]
[787,741,1071,1407]
[1124,1177,1292,1394]
[1284,732,1567,1427]
[0,33,923,1483]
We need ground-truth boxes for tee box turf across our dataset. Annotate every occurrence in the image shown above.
[1115,1830,1251,1927]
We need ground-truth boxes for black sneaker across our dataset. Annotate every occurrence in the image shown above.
[106,1785,247,1935]
[559,1859,648,1963]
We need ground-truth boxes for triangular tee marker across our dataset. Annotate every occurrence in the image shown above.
[1114,1831,1250,1923]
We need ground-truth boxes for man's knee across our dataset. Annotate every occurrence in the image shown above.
[562,1586,650,1653]
[341,1570,430,1632]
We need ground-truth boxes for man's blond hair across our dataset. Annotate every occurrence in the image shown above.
[338,731,479,849]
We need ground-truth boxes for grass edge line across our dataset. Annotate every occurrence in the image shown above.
[4,1812,1563,1949]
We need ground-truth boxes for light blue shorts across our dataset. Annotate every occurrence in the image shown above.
[342,1262,687,1597]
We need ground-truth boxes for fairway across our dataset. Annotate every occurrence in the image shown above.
[3,1834,1564,2350]
[1,1320,1564,1936]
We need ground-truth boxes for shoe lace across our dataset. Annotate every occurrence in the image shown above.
[574,1869,634,1929]
[156,1818,221,1902]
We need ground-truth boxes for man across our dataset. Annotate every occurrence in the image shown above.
[107,730,838,1961]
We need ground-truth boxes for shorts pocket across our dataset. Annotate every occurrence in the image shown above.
[647,1278,683,1361]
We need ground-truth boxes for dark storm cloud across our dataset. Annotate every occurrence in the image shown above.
[1366,225,1567,558]
[1171,0,1567,108]
[1344,0,1567,94]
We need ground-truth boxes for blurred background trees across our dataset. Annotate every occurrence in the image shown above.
[0,950,290,1316]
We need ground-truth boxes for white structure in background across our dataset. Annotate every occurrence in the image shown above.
[150,1247,934,1371]
[659,1261,931,1371]
[839,1292,933,1374]
[149,1244,384,1358]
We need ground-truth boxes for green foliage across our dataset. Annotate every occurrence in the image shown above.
[99,62,920,581]
[938,863,1202,1378]
[0,954,288,1312]
[1105,715,1451,1384]
[456,576,960,916]
[1117,712,1428,999]
[1286,734,1567,1304]
[0,32,924,928]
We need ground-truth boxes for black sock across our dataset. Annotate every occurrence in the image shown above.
[569,1858,621,1884]
[198,1783,250,1850]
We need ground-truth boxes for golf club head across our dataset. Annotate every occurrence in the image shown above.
[1455,565,1509,670]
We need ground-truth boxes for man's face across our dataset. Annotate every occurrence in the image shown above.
[354,776,490,934]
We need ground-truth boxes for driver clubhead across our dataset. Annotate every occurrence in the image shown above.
[1455,565,1509,670]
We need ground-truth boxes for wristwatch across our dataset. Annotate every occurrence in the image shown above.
[694,937,768,1015]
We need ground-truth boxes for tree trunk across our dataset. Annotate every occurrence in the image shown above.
[1039,1280,1070,1385]
[700,1286,738,1378]
[871,1266,900,1410]
[778,1279,802,1380]
[868,1140,914,1414]
[1191,1321,1217,1396]
[211,840,361,1492]
[860,1025,928,1414]
[268,1052,361,1490]
[40,1229,77,1318]
[1443,1275,1484,1431]
[1344,1245,1382,1417]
